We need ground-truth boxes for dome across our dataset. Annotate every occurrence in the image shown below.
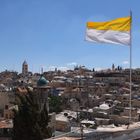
[37,76,48,86]
[99,103,109,110]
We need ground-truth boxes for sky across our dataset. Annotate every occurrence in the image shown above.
[0,0,140,73]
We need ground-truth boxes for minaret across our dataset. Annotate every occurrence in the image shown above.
[112,64,115,71]
[22,60,28,75]
[41,67,43,74]
[35,75,50,111]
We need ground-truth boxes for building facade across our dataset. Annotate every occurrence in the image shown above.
[22,60,28,75]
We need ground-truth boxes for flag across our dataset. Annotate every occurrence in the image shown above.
[85,16,131,46]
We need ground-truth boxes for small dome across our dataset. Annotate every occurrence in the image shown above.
[99,103,109,110]
[37,76,48,86]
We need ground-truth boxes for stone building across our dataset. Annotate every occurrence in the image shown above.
[22,60,28,75]
[33,75,50,111]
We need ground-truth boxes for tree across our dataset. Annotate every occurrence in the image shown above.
[12,92,52,140]
[49,95,62,113]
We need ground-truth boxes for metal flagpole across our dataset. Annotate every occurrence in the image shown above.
[129,10,132,125]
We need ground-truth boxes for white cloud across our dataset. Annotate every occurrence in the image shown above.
[57,67,69,71]
[67,62,77,66]
[95,67,102,71]
[48,66,56,71]
[122,61,129,65]
[48,66,69,71]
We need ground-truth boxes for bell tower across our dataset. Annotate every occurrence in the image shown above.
[22,60,28,75]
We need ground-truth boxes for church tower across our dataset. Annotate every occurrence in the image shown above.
[22,60,28,75]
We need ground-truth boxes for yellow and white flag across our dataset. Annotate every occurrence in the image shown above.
[86,16,131,46]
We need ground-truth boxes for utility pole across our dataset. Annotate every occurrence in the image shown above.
[80,122,84,140]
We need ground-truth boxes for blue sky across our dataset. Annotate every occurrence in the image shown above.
[0,0,140,73]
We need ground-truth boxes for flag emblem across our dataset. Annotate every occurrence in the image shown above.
[86,16,131,46]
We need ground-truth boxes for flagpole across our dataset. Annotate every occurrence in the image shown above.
[129,10,132,125]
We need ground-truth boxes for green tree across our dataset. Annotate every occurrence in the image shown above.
[49,95,62,113]
[12,92,52,140]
